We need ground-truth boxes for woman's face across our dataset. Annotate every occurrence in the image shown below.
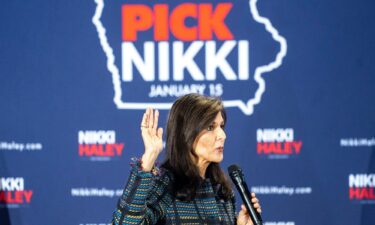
[193,112,226,165]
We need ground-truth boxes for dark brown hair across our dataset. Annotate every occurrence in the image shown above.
[161,93,232,201]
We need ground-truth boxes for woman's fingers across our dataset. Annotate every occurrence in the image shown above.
[141,108,159,131]
[153,110,159,131]
[141,109,147,127]
[250,193,262,214]
[253,203,261,213]
[147,108,154,129]
[241,203,261,213]
[251,193,258,203]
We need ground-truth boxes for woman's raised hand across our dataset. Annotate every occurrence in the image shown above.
[140,108,163,172]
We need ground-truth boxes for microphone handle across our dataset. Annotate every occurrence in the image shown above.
[233,177,263,225]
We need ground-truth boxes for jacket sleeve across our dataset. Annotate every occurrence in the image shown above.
[112,159,172,225]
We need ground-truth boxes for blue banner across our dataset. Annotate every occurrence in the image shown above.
[0,0,374,225]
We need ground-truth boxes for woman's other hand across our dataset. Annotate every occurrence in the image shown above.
[237,193,262,225]
[140,108,163,172]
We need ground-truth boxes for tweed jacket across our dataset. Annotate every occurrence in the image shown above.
[112,160,237,225]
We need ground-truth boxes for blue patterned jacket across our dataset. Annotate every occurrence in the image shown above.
[112,161,236,225]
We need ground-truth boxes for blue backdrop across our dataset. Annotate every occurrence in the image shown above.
[0,0,374,225]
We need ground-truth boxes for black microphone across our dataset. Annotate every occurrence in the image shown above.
[228,164,263,225]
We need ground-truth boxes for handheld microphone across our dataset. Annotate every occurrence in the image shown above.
[228,164,263,225]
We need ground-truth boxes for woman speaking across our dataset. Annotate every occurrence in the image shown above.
[112,94,261,225]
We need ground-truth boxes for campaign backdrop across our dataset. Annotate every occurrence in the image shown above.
[1,0,374,225]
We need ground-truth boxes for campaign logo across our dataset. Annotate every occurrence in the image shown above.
[0,177,33,206]
[256,128,302,159]
[349,174,375,202]
[78,130,124,161]
[92,0,287,115]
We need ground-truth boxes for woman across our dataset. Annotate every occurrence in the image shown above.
[112,94,261,225]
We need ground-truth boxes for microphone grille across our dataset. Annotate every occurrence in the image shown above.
[228,164,241,174]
